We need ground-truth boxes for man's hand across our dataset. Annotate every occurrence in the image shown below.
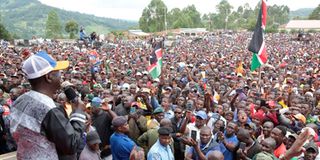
[189,138,198,147]
[237,149,246,159]
[283,128,311,159]
[185,111,193,121]
[140,93,148,100]
[150,87,157,96]
[101,103,111,111]
[71,98,86,111]
[129,112,139,121]
[181,137,193,146]
[217,131,224,142]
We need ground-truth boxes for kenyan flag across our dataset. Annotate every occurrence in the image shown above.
[248,0,268,71]
[147,43,162,79]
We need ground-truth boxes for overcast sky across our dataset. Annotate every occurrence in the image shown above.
[39,0,318,21]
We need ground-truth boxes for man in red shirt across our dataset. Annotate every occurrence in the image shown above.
[271,125,287,158]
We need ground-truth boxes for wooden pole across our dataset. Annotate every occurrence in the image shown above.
[258,66,262,94]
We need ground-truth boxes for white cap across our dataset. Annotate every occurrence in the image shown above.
[136,72,142,76]
[22,51,69,79]
[71,70,79,74]
[121,83,130,90]
[178,62,185,68]
[305,92,313,97]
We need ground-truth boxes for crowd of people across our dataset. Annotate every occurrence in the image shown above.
[0,31,320,160]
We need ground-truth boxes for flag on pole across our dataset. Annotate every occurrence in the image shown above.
[248,0,268,71]
[147,43,163,79]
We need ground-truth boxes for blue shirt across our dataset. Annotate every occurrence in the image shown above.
[164,110,174,120]
[187,139,226,160]
[151,96,160,110]
[223,134,239,160]
[110,132,136,160]
[147,140,174,160]
[80,31,86,40]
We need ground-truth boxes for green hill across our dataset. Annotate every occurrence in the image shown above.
[289,8,314,19]
[0,0,138,39]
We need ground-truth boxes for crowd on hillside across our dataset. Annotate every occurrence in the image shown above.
[0,32,320,160]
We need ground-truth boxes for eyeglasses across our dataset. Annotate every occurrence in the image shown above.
[174,112,182,114]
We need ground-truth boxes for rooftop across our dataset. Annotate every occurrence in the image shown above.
[286,20,320,29]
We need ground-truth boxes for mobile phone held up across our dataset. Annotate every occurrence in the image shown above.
[239,142,246,150]
[191,130,197,141]
[64,87,78,103]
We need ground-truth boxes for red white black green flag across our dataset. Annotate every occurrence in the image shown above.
[147,43,162,79]
[248,0,268,71]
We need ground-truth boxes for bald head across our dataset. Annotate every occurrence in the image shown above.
[265,137,276,149]
[237,128,250,137]
[207,151,224,160]
[200,126,212,134]
[237,128,252,144]
[160,119,172,128]
[123,95,135,108]
[261,137,277,154]
[126,95,135,102]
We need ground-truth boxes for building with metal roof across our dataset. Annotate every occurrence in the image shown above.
[285,20,320,30]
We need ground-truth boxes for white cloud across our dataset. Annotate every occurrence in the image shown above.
[39,0,318,20]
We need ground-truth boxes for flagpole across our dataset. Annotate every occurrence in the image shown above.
[258,66,262,94]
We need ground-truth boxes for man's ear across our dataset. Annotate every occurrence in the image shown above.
[45,73,53,83]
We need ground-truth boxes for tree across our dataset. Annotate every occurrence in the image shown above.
[202,14,211,30]
[0,14,11,40]
[181,5,203,28]
[0,23,11,40]
[45,10,62,39]
[309,4,320,19]
[167,6,203,29]
[65,20,79,39]
[216,0,233,30]
[267,5,290,26]
[167,8,182,28]
[139,0,168,32]
[139,2,203,31]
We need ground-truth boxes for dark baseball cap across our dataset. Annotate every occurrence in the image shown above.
[112,116,128,128]
[304,142,319,154]
[158,127,173,136]
[86,131,101,145]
